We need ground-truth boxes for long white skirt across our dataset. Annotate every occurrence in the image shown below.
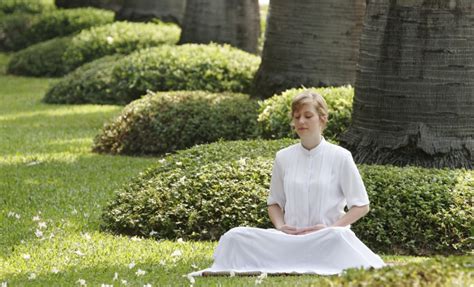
[190,226,385,276]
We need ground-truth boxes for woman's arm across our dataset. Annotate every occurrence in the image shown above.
[331,205,370,227]
[268,204,298,234]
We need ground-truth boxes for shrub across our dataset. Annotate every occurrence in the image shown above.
[0,7,114,51]
[7,21,181,77]
[257,86,353,142]
[0,0,54,14]
[93,91,260,155]
[44,44,261,104]
[101,139,473,255]
[43,54,122,104]
[7,36,71,77]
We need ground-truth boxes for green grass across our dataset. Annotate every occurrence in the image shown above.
[0,52,472,286]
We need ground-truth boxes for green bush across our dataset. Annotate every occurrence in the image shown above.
[7,36,71,77]
[0,7,114,51]
[93,91,260,155]
[7,21,180,77]
[101,139,473,255]
[44,43,261,104]
[43,54,122,103]
[257,86,353,141]
[0,0,55,14]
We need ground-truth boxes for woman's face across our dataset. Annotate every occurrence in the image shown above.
[292,103,323,139]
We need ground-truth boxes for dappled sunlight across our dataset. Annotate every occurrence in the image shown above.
[0,151,85,165]
[0,105,121,122]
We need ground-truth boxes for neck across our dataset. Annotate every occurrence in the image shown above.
[301,134,322,150]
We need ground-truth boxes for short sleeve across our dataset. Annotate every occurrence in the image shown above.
[267,156,286,209]
[339,151,369,209]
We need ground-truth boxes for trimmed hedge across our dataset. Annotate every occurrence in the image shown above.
[0,7,114,51]
[257,86,353,141]
[7,21,181,77]
[0,0,55,14]
[44,44,261,104]
[93,91,260,155]
[43,54,123,104]
[101,139,473,255]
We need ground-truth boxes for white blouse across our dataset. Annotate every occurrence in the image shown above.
[267,138,369,228]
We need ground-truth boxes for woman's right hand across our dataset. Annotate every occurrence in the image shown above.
[277,224,299,235]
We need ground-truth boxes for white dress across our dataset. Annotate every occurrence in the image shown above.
[191,138,385,276]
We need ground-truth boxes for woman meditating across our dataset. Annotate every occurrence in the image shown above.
[193,90,385,276]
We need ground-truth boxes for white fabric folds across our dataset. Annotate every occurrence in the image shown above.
[190,226,385,276]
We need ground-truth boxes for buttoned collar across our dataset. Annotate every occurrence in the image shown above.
[299,137,326,157]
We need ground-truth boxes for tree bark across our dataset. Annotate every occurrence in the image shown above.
[341,0,474,169]
[115,0,186,25]
[55,0,124,12]
[178,0,260,54]
[253,0,366,98]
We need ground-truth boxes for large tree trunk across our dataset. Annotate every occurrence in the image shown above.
[115,0,186,25]
[55,0,123,12]
[253,0,366,98]
[178,0,260,54]
[341,0,474,169]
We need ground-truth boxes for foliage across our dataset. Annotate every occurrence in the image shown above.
[257,86,353,141]
[0,0,55,14]
[7,21,181,77]
[102,139,473,255]
[44,43,261,104]
[93,91,260,155]
[0,7,114,51]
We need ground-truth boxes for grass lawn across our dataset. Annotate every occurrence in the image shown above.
[0,52,471,286]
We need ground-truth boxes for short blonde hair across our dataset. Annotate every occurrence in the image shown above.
[291,90,329,130]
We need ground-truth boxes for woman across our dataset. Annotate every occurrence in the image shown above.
[192,90,385,276]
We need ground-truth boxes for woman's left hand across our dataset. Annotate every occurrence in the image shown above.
[296,224,327,235]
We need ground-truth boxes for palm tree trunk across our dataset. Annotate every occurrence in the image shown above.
[178,0,260,54]
[115,0,186,25]
[341,0,474,169]
[253,0,366,98]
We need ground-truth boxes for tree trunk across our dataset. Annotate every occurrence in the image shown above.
[178,0,260,54]
[341,0,474,169]
[253,0,366,98]
[115,0,186,25]
[55,0,124,12]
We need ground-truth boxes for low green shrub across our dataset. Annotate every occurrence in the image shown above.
[257,86,353,141]
[7,21,180,77]
[7,36,71,77]
[93,91,260,155]
[101,139,473,255]
[0,7,114,51]
[0,0,55,14]
[44,44,261,104]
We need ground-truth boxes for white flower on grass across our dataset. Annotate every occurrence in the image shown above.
[22,254,31,260]
[106,36,114,44]
[83,213,89,218]
[82,233,91,241]
[35,229,43,238]
[191,263,198,269]
[229,271,236,277]
[121,279,128,285]
[113,272,119,281]
[1,281,7,287]
[49,233,55,239]
[128,262,136,269]
[255,273,267,285]
[100,284,113,287]
[143,284,152,287]
[38,222,47,229]
[52,268,59,274]
[130,236,142,242]
[177,238,184,243]
[171,249,182,257]
[159,260,166,266]
[135,269,146,276]
[72,208,78,215]
[28,273,36,280]
[32,215,40,221]
[76,279,86,286]
[74,250,85,257]
[149,230,158,236]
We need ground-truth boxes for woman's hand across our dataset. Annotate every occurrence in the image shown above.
[277,224,300,235]
[296,224,327,235]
